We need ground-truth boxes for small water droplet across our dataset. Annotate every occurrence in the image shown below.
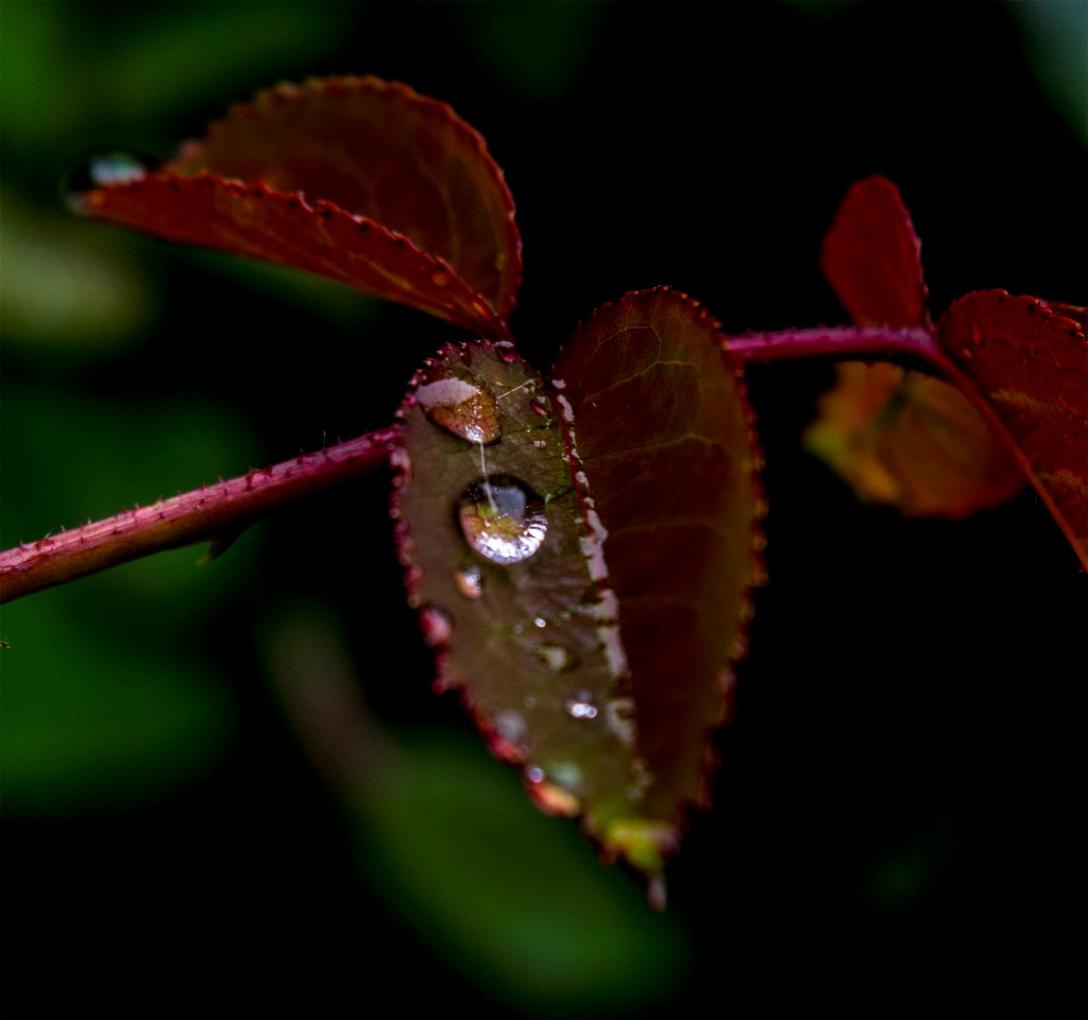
[536,645,573,671]
[526,765,545,784]
[64,151,155,212]
[531,438,548,450]
[417,366,500,444]
[454,564,483,599]
[605,695,637,745]
[565,692,599,720]
[494,709,527,744]
[493,340,518,364]
[527,779,581,817]
[533,616,547,629]
[530,394,552,417]
[419,605,453,647]
[458,475,547,565]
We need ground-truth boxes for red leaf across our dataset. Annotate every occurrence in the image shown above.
[939,290,1088,566]
[805,362,1024,516]
[74,77,521,334]
[820,176,929,328]
[393,340,655,869]
[553,288,765,874]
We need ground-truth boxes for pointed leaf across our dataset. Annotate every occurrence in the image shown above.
[820,175,929,328]
[805,361,1024,516]
[552,288,765,875]
[73,77,521,334]
[393,341,650,869]
[938,290,1088,565]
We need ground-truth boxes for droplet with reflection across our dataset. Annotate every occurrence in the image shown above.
[458,475,547,565]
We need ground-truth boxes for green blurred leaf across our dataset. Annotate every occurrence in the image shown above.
[360,732,690,1014]
[0,385,258,813]
[266,608,691,1015]
[0,192,154,354]
[0,593,235,815]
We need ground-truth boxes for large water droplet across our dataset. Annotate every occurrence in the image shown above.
[458,475,547,565]
[64,151,155,213]
[454,564,483,599]
[565,692,599,720]
[416,365,500,444]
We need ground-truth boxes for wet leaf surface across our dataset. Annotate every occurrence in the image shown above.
[806,362,1024,516]
[820,175,929,329]
[394,342,646,870]
[394,311,763,889]
[939,290,1088,565]
[71,77,521,334]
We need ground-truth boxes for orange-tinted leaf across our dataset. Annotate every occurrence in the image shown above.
[805,361,1024,516]
[820,176,929,328]
[939,290,1088,565]
[553,288,765,878]
[74,77,521,334]
[394,341,650,871]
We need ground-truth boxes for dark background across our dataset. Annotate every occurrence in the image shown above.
[1,2,1085,1017]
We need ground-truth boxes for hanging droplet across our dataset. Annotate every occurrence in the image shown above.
[64,151,155,213]
[530,394,552,417]
[565,692,599,720]
[537,644,574,671]
[490,709,529,762]
[416,365,501,444]
[458,475,548,565]
[419,604,453,647]
[453,564,483,599]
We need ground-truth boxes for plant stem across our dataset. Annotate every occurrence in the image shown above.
[0,427,401,604]
[726,325,941,365]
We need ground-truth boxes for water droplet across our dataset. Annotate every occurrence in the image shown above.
[526,765,545,784]
[605,695,637,745]
[531,438,548,450]
[565,692,599,720]
[533,616,547,629]
[547,761,585,793]
[64,151,154,212]
[416,366,500,444]
[454,565,483,599]
[494,709,527,744]
[493,341,518,364]
[537,645,573,671]
[430,270,450,287]
[530,394,552,417]
[527,779,581,817]
[419,605,452,647]
[458,475,547,565]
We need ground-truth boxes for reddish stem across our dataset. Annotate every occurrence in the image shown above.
[3,321,1053,605]
[0,427,401,604]
[726,325,941,364]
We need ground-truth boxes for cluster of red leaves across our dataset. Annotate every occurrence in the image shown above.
[72,77,1085,893]
[814,176,1086,565]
